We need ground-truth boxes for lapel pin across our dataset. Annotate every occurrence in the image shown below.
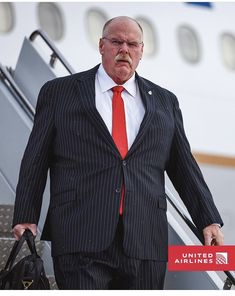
[148,90,152,95]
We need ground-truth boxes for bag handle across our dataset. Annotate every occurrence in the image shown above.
[24,229,37,255]
[4,230,37,271]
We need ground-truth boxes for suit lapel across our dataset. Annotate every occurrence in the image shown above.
[127,74,156,157]
[75,65,119,156]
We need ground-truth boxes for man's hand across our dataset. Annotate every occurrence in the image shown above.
[203,224,224,246]
[13,223,37,240]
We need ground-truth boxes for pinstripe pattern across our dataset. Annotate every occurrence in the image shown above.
[13,64,223,260]
[53,218,166,289]
[53,254,166,289]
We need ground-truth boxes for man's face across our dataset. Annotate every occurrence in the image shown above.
[99,18,144,84]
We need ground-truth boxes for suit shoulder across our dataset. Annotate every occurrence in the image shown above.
[40,64,99,92]
[39,74,74,94]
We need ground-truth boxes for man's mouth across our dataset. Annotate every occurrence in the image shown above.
[117,59,129,64]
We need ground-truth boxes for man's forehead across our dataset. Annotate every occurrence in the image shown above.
[104,18,142,35]
[109,19,137,29]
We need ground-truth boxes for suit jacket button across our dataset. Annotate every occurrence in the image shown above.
[122,160,127,166]
[115,188,121,193]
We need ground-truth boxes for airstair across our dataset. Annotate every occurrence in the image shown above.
[0,30,234,290]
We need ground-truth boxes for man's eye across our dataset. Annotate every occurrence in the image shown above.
[112,40,122,46]
[129,42,138,48]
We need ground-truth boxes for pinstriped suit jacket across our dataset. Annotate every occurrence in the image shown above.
[13,64,223,260]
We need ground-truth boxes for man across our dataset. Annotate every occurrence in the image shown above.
[12,16,224,289]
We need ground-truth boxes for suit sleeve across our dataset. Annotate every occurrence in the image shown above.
[166,95,223,231]
[12,81,55,227]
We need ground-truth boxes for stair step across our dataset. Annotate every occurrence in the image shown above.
[48,276,58,290]
[0,204,14,237]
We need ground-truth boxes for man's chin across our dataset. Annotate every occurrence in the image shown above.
[114,69,133,84]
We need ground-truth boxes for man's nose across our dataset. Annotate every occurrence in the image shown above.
[118,42,129,53]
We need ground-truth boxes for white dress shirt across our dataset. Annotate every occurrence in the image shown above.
[95,64,145,149]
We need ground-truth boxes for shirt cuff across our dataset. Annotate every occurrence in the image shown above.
[212,223,221,228]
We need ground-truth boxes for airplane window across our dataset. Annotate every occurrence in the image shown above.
[177,25,201,64]
[136,17,156,56]
[0,2,14,33]
[38,2,64,41]
[221,33,235,70]
[86,9,107,47]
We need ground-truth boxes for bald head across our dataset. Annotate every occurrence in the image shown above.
[102,16,143,39]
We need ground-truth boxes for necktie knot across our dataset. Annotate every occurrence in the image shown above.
[112,86,124,94]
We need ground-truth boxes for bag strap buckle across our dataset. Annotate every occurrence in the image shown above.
[22,280,34,289]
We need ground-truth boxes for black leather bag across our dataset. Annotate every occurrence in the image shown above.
[0,230,50,290]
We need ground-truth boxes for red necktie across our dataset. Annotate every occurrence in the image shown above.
[112,86,128,214]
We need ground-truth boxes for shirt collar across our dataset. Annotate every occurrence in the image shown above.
[97,64,137,98]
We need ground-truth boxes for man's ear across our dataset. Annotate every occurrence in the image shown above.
[140,43,144,60]
[99,38,104,55]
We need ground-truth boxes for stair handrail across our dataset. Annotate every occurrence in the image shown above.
[0,63,35,120]
[165,190,235,290]
[29,29,76,75]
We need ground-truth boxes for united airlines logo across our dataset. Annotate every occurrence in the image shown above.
[168,246,235,271]
[216,252,228,264]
